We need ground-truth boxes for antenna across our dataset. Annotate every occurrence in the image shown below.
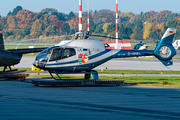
[87,0,89,32]
[115,0,119,49]
[79,0,82,32]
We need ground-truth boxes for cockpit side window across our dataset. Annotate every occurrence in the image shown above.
[49,48,63,61]
[62,48,76,59]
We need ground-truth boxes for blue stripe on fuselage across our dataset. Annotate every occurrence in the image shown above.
[89,49,112,59]
[45,52,115,72]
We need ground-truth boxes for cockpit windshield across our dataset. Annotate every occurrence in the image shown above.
[49,48,63,61]
[35,46,54,62]
[62,48,76,59]
[35,47,76,63]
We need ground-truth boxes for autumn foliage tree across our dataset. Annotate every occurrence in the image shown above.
[51,20,65,30]
[7,16,18,29]
[61,23,70,35]
[30,19,45,38]
[7,6,23,16]
[16,9,35,29]
[2,7,180,41]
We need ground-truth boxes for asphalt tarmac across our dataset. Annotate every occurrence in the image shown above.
[1,80,180,120]
[2,50,180,119]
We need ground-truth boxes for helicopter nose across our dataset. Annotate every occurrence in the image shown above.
[33,60,38,66]
[33,60,39,67]
[36,58,48,68]
[33,53,48,68]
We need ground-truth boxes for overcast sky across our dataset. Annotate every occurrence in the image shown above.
[1,0,180,16]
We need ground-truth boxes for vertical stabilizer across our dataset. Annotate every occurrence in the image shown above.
[0,28,4,50]
[154,28,177,66]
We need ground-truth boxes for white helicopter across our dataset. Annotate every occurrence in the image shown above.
[33,28,177,80]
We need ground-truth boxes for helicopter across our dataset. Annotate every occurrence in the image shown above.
[133,41,152,50]
[0,28,46,72]
[33,28,177,80]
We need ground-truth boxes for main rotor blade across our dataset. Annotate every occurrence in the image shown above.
[5,34,74,44]
[88,35,122,40]
[89,37,115,43]
[3,28,59,33]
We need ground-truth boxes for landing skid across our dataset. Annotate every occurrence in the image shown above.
[48,70,99,80]
[49,71,62,80]
[3,66,13,72]
[33,70,124,87]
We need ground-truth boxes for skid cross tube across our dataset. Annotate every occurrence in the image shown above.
[47,70,99,80]
[48,70,62,80]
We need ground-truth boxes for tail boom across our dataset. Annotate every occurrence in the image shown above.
[112,28,177,66]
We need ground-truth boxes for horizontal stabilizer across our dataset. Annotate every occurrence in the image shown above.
[160,59,173,66]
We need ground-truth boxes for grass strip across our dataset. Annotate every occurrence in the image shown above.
[96,69,180,74]
[1,67,180,74]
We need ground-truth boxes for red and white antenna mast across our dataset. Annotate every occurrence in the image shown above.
[87,0,90,32]
[79,0,82,32]
[115,0,119,49]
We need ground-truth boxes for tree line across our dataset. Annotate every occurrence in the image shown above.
[1,6,180,42]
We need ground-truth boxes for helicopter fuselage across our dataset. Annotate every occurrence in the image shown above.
[0,50,22,66]
[33,39,154,73]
